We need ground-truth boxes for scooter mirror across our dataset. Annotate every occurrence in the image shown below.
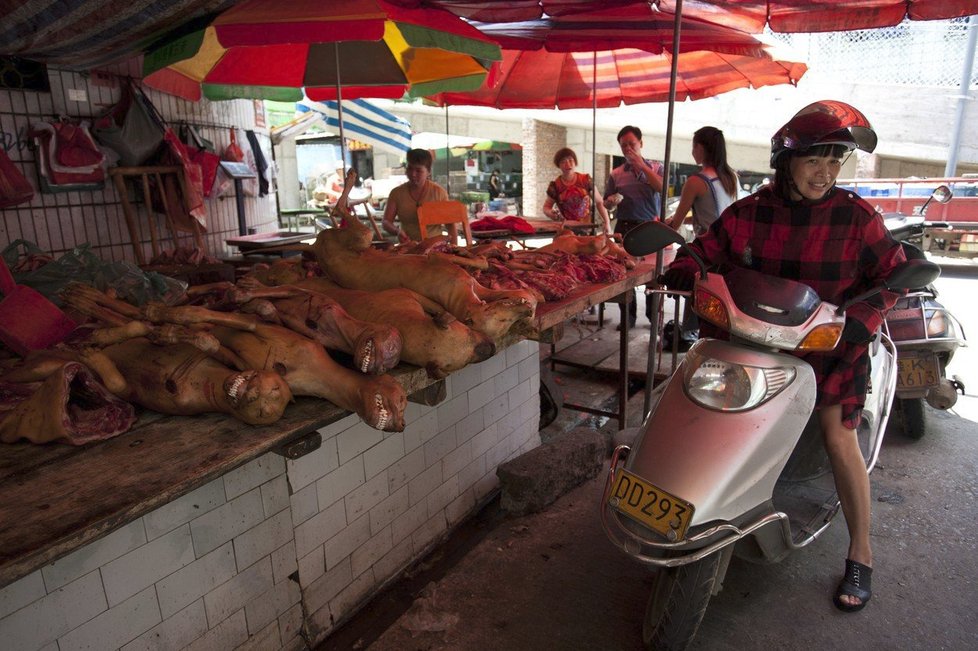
[931,184,953,205]
[837,258,941,315]
[884,258,941,290]
[622,221,684,256]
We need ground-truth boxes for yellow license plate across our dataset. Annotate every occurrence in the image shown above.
[609,469,694,540]
[897,355,940,389]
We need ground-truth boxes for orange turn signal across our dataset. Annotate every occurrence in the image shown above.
[694,289,729,330]
[798,324,843,351]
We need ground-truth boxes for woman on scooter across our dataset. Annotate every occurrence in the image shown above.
[661,101,906,613]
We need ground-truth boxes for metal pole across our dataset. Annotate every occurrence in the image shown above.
[334,43,347,171]
[592,50,598,226]
[945,16,977,177]
[445,104,451,194]
[644,0,683,416]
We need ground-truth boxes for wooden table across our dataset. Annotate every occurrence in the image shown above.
[0,364,435,589]
[279,208,326,231]
[533,256,663,430]
[225,230,316,255]
[0,262,659,589]
[471,217,597,247]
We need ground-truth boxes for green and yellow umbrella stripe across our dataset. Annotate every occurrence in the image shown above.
[142,0,501,102]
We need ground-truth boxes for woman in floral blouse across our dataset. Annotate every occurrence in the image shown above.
[542,147,610,234]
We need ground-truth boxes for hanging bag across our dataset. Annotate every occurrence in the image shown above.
[92,81,165,166]
[222,128,258,197]
[30,119,106,192]
[0,148,35,208]
[181,124,221,198]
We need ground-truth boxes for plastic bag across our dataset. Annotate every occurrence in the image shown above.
[222,128,258,196]
[181,125,220,197]
[222,127,244,162]
[1,241,186,307]
[0,149,34,208]
[92,82,165,167]
[160,129,206,228]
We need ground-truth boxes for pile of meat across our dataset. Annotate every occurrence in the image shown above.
[0,182,638,446]
[468,230,635,301]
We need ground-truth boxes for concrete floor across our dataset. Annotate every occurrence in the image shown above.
[320,279,978,651]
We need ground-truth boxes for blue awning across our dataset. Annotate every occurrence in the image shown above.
[296,99,412,157]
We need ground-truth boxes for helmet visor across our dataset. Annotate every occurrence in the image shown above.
[771,100,877,164]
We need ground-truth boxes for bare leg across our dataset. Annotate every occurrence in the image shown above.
[819,404,872,608]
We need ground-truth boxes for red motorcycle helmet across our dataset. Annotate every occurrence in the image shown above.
[770,100,878,168]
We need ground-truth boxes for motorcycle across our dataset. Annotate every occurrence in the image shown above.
[600,221,940,650]
[882,184,967,439]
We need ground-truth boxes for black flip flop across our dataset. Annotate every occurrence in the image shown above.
[834,559,873,613]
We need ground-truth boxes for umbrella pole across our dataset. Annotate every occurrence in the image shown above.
[592,50,597,227]
[644,0,684,416]
[445,105,451,194]
[334,43,347,171]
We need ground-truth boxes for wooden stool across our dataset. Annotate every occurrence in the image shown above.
[109,166,206,265]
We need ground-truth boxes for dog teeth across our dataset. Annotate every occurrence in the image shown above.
[360,340,374,373]
[227,374,246,404]
[374,393,389,430]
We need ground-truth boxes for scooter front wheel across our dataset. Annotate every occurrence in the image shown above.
[899,398,926,440]
[643,552,722,651]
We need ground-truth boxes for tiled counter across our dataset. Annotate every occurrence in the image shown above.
[0,341,541,650]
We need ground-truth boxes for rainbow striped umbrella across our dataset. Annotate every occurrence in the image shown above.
[142,0,501,102]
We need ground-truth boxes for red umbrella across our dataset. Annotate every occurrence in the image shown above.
[389,0,978,31]
[431,46,807,110]
[469,4,770,56]
[659,0,978,33]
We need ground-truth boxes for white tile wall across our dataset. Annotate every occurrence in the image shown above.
[101,526,195,607]
[121,600,208,651]
[233,509,294,573]
[57,586,160,651]
[0,340,540,650]
[190,489,265,557]
[155,543,236,620]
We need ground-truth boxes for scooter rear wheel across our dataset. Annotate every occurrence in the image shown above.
[643,553,722,651]
[899,398,926,440]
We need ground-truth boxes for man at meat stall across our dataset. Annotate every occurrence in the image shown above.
[604,125,664,330]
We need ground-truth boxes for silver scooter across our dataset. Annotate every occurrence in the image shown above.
[883,185,967,438]
[600,221,940,650]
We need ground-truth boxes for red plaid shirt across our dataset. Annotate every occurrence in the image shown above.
[671,185,906,427]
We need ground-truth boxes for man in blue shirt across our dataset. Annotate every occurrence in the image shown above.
[605,125,664,329]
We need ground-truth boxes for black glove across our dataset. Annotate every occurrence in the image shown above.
[841,318,873,345]
[659,268,695,292]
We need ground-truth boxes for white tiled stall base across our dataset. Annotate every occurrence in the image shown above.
[0,341,541,650]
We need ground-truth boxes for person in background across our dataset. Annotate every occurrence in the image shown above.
[543,147,611,234]
[382,148,449,243]
[324,164,346,204]
[666,126,739,236]
[488,169,501,200]
[661,100,906,614]
[604,125,665,330]
[665,126,739,341]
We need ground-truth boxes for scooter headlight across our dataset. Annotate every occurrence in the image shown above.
[684,350,796,411]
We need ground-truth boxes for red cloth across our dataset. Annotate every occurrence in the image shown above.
[470,215,536,233]
[670,185,906,428]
